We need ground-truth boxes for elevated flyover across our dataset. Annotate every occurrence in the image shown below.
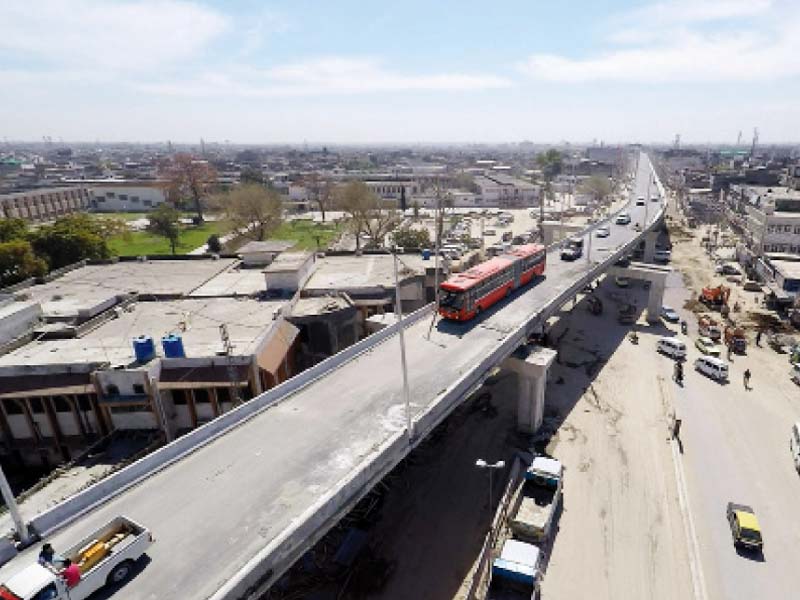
[0,153,668,599]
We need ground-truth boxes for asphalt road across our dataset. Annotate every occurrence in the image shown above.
[664,274,800,599]
[0,154,663,600]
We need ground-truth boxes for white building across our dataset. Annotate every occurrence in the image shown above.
[473,174,539,208]
[88,181,167,212]
[0,186,91,221]
[736,186,800,254]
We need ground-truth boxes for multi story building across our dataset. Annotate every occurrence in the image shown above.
[473,174,538,208]
[0,187,91,222]
[732,185,800,254]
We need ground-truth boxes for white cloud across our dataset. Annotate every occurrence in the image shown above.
[520,0,799,83]
[135,57,513,97]
[0,0,229,71]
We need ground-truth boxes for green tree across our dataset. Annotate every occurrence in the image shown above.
[393,227,431,248]
[0,240,47,286]
[580,175,612,204]
[147,205,182,254]
[30,214,110,269]
[206,234,223,253]
[337,181,399,250]
[0,218,28,243]
[213,184,283,241]
[536,149,563,205]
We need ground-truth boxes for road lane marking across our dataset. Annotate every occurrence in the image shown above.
[670,438,708,600]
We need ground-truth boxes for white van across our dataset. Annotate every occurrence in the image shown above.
[657,337,686,359]
[694,356,729,382]
[790,422,800,472]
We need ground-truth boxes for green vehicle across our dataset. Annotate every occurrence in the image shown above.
[695,336,721,357]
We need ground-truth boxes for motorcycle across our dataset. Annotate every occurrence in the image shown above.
[680,320,688,335]
[629,331,639,344]
[674,362,684,385]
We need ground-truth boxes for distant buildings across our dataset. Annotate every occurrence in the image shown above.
[731,185,800,254]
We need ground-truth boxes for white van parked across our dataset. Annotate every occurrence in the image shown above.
[694,356,729,382]
[790,422,800,472]
[657,337,686,359]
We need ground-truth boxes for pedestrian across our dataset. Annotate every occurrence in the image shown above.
[744,368,751,390]
[756,330,762,347]
[61,558,81,588]
[38,543,55,566]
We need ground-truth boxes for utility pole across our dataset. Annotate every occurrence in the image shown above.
[219,324,241,407]
[393,250,414,442]
[0,465,28,544]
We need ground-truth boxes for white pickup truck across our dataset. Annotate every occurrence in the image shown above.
[508,456,563,543]
[0,516,153,600]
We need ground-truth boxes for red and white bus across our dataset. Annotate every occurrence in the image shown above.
[438,243,547,321]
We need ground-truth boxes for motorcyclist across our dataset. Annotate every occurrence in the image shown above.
[674,360,684,383]
[680,320,687,334]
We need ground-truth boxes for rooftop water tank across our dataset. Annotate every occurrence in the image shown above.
[132,335,156,363]
[161,334,186,358]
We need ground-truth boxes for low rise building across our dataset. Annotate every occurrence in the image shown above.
[84,180,168,212]
[0,258,298,468]
[0,186,91,222]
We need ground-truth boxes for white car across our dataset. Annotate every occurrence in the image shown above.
[695,356,729,382]
[615,213,631,225]
[636,197,645,206]
[596,226,610,238]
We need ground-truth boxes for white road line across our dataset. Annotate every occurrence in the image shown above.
[670,438,709,600]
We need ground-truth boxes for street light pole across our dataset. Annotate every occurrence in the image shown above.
[475,459,506,528]
[0,464,28,544]
[393,250,414,442]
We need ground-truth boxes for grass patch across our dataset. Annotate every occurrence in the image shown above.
[268,219,343,251]
[108,221,229,256]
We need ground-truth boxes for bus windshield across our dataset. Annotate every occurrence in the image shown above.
[439,291,465,309]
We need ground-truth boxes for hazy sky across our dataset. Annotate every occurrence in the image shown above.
[2,0,798,144]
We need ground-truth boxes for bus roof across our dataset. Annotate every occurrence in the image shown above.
[441,257,512,291]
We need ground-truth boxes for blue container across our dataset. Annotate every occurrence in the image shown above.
[132,335,156,363]
[161,334,186,358]
[422,248,431,260]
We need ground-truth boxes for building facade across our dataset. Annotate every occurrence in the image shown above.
[0,187,91,222]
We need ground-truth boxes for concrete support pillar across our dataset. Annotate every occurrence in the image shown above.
[503,345,557,434]
[643,231,658,263]
[647,278,666,324]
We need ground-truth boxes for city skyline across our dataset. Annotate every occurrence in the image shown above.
[1,0,799,144]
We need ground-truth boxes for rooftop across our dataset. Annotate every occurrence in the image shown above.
[264,251,313,273]
[305,254,426,291]
[0,296,287,369]
[16,259,237,320]
[238,240,296,254]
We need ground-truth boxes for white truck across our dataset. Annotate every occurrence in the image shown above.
[508,456,563,543]
[0,516,153,600]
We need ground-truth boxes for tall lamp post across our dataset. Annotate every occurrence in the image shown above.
[393,249,414,442]
[475,458,506,527]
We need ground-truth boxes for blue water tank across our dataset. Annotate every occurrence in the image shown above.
[132,335,156,363]
[161,334,186,358]
[422,248,431,260]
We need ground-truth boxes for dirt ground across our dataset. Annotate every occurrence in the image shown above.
[536,282,692,600]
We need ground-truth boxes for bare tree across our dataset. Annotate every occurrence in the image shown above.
[337,181,399,250]
[214,184,283,241]
[302,173,335,223]
[162,153,217,222]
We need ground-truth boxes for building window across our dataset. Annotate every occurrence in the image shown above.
[785,225,792,233]
[171,390,188,405]
[119,194,128,200]
[76,395,93,411]
[105,384,120,397]
[143,200,152,207]
[53,396,71,412]
[109,405,151,414]
[106,192,115,198]
[194,389,210,404]
[131,196,140,203]
[216,387,231,404]
[3,399,23,415]
[132,383,145,395]
[29,397,44,414]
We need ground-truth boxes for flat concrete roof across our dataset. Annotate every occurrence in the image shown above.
[0,297,287,368]
[305,254,426,291]
[18,259,237,319]
[189,265,266,297]
[238,240,295,254]
[264,252,313,273]
[771,259,800,280]
[291,295,350,318]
